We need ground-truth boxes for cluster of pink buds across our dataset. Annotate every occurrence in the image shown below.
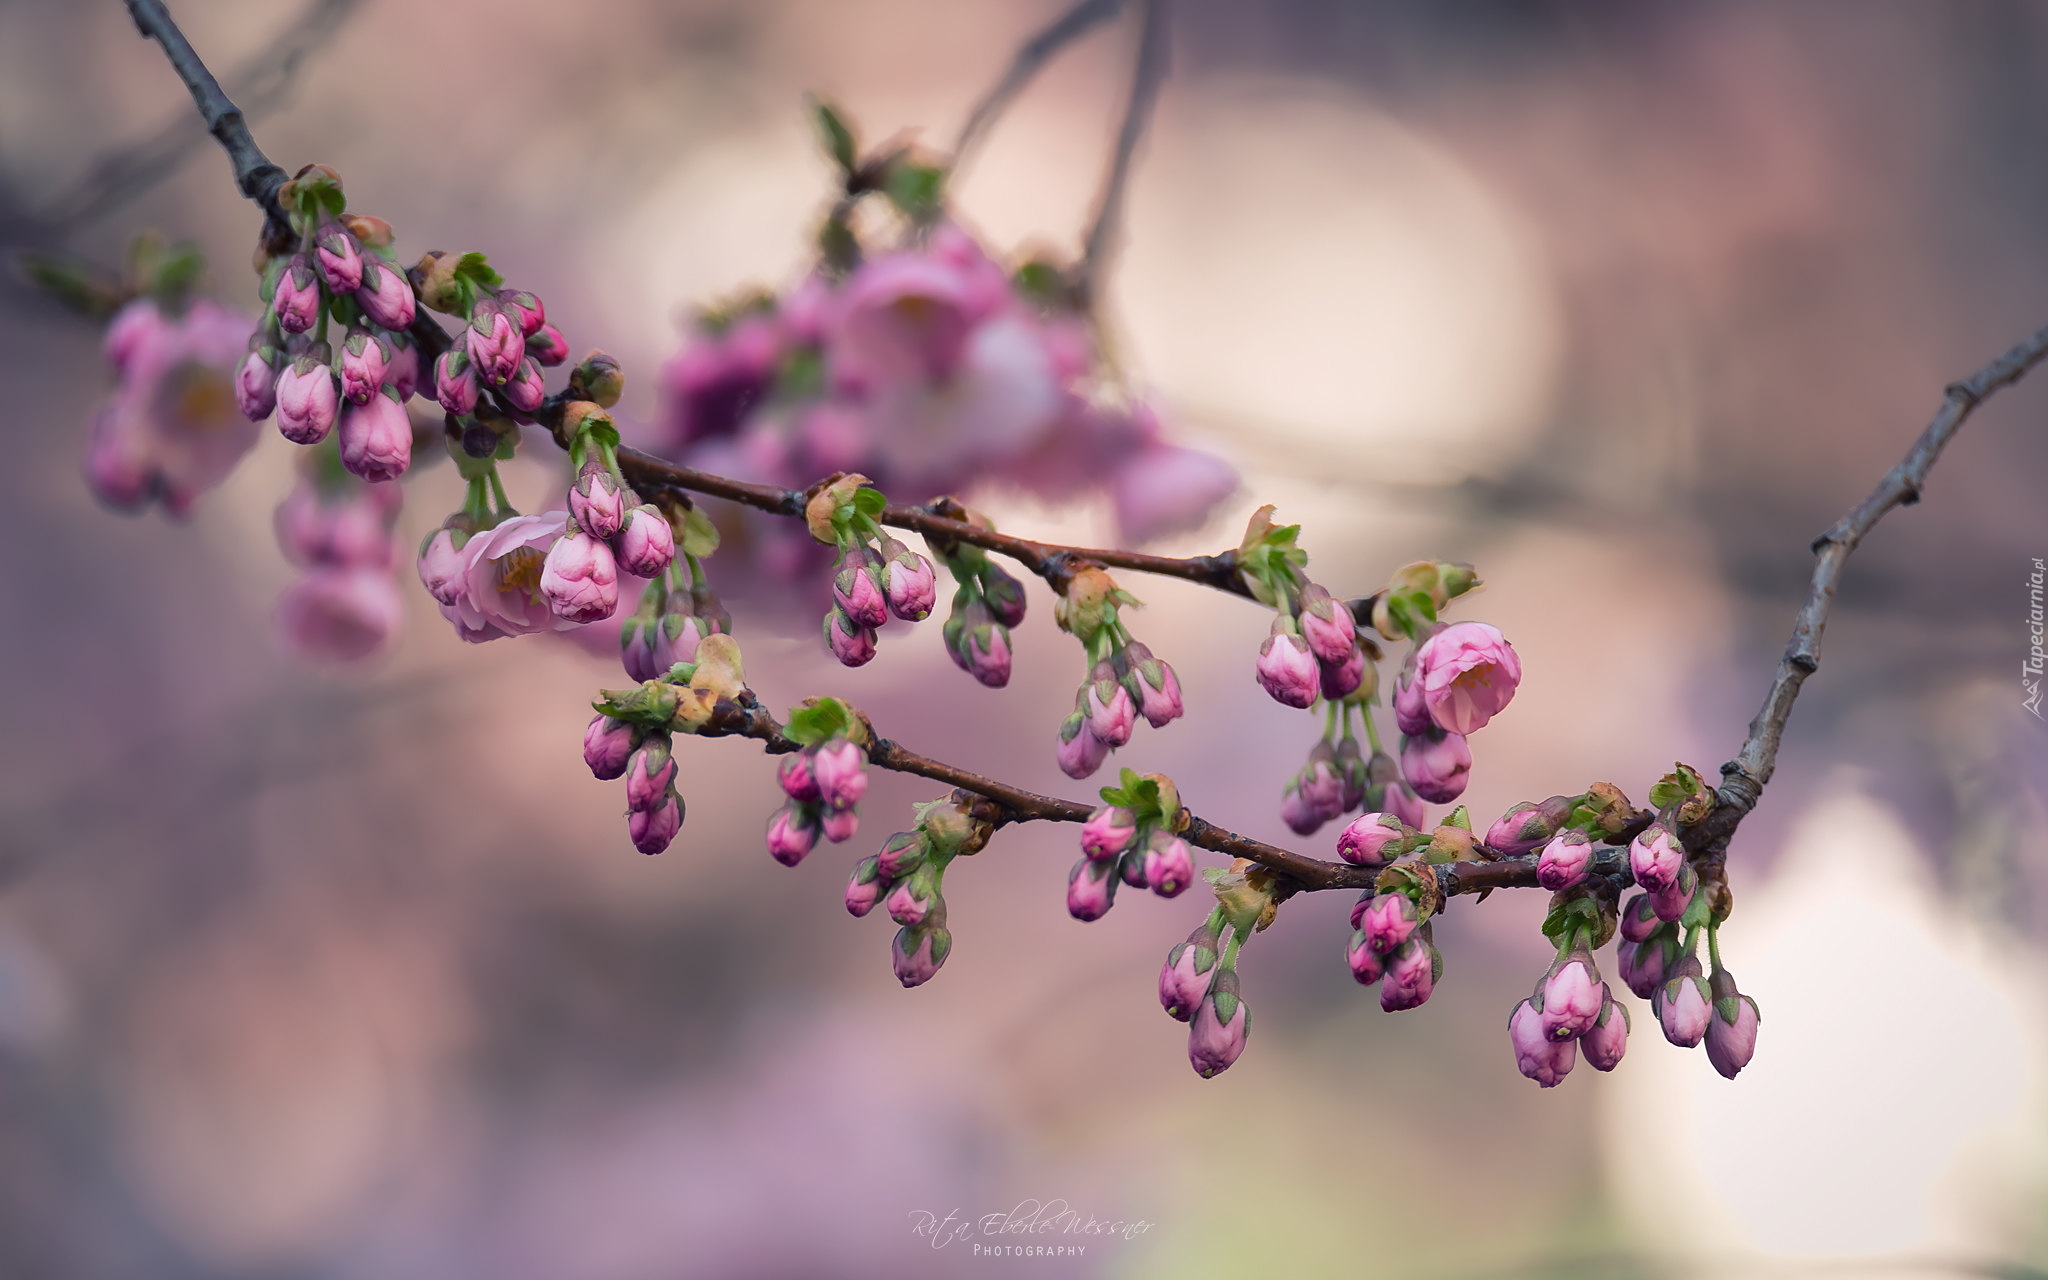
[415,249,571,462]
[767,698,873,862]
[1051,568,1184,779]
[1345,858,1448,1014]
[801,476,939,666]
[272,464,405,662]
[583,632,754,856]
[1390,617,1518,807]
[1068,770,1196,921]
[1510,893,1631,1088]
[233,167,421,483]
[1159,859,1284,1078]
[842,795,993,987]
[933,529,1025,687]
[620,523,733,681]
[530,404,675,625]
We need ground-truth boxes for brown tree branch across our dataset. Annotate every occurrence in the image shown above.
[1711,320,2048,832]
[951,0,1130,173]
[120,0,292,241]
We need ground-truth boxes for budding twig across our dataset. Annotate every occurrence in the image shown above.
[120,0,293,244]
[1713,320,2048,829]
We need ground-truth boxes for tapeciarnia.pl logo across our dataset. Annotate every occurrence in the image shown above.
[2026,557,2044,719]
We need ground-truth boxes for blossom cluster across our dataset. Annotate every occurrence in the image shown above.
[1067,770,1197,921]
[272,464,405,661]
[768,697,874,862]
[842,794,994,987]
[1051,568,1184,780]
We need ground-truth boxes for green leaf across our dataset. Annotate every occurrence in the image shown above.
[884,162,946,220]
[852,486,888,519]
[784,696,855,746]
[810,96,859,173]
[451,251,504,293]
[680,506,720,558]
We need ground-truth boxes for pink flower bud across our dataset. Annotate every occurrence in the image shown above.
[1083,662,1137,748]
[276,351,341,445]
[541,527,620,622]
[1381,937,1438,1011]
[1361,893,1419,955]
[313,221,362,294]
[273,255,322,333]
[1393,668,1433,736]
[884,875,935,927]
[812,740,868,812]
[1336,813,1405,867]
[833,550,889,630]
[1080,805,1138,860]
[1705,980,1761,1080]
[623,738,678,812]
[1619,892,1661,944]
[620,611,662,682]
[1652,861,1698,922]
[1347,929,1385,985]
[1510,999,1576,1087]
[628,794,682,855]
[1120,642,1183,728]
[876,830,927,880]
[1142,832,1194,897]
[882,547,937,622]
[583,715,636,780]
[1188,968,1249,1078]
[568,460,626,541]
[337,388,411,481]
[1619,930,1677,1000]
[820,807,860,843]
[466,300,522,386]
[1297,583,1357,666]
[982,566,1028,628]
[354,258,415,330]
[1254,624,1320,709]
[528,324,569,367]
[1539,957,1605,1041]
[1536,829,1594,891]
[1630,824,1685,894]
[235,348,279,421]
[1056,715,1111,780]
[1065,855,1118,921]
[945,601,1012,687]
[845,857,888,917]
[1399,729,1471,805]
[435,347,479,416]
[1160,928,1219,1022]
[654,613,707,671]
[385,336,419,399]
[892,923,951,988]
[615,505,676,578]
[1415,621,1522,735]
[778,750,821,803]
[498,289,546,338]
[502,357,547,413]
[1385,777,1427,829]
[765,806,818,867]
[339,328,391,405]
[1581,995,1629,1072]
[824,608,878,667]
[1318,642,1366,701]
[1485,795,1573,856]
[1655,961,1713,1047]
[417,527,468,604]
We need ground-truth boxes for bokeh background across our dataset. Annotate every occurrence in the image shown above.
[2,1,2047,1276]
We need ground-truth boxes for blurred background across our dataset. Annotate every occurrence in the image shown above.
[2,0,2047,1275]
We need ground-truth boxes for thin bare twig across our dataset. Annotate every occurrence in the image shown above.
[1074,0,1169,308]
[119,0,293,241]
[1711,320,2048,828]
[951,0,1130,172]
[18,0,358,241]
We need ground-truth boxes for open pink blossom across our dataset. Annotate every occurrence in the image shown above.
[1414,622,1522,735]
[276,566,403,662]
[1110,441,1239,545]
[437,510,581,642]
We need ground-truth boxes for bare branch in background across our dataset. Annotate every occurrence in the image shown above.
[11,0,359,247]
[1711,321,2048,830]
[950,0,1129,172]
[1075,0,1169,308]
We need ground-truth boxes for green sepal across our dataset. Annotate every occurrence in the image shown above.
[1714,995,1743,1025]
[1210,988,1240,1026]
[1443,805,1473,832]
[1541,893,1603,952]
